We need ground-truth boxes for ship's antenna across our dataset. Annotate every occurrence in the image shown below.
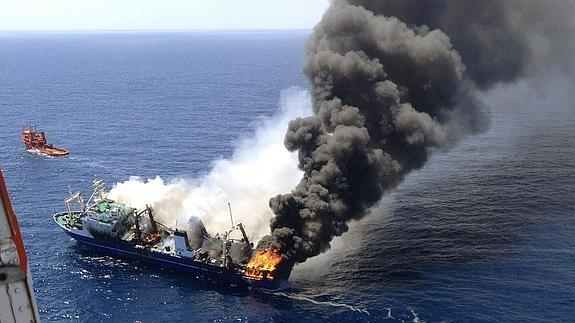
[228,202,234,228]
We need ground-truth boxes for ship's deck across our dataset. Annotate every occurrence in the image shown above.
[54,212,82,228]
[55,214,71,226]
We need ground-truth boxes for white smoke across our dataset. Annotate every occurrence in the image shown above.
[108,88,310,242]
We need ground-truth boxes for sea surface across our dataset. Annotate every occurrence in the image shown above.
[1,32,574,322]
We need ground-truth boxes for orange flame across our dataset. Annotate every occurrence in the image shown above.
[143,231,162,244]
[244,248,282,281]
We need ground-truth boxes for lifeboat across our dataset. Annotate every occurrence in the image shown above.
[21,125,69,156]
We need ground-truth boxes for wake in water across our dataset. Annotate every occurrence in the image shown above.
[274,292,370,316]
[108,88,310,241]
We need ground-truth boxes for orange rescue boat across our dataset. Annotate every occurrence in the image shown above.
[21,125,69,156]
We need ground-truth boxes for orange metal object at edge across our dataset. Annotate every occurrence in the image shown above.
[0,169,28,274]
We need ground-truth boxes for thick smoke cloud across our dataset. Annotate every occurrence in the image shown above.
[258,0,575,266]
[347,0,575,88]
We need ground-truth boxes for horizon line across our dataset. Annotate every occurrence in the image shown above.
[0,28,313,33]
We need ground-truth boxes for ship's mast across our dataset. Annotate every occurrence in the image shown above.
[65,191,85,216]
[227,202,250,245]
[236,223,250,245]
[85,179,107,206]
[134,210,142,244]
[228,202,234,227]
[146,204,158,233]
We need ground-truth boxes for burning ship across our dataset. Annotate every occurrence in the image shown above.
[22,125,69,156]
[53,180,291,291]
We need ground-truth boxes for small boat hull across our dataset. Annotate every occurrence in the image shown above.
[27,147,69,157]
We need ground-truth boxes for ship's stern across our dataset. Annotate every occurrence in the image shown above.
[243,248,292,291]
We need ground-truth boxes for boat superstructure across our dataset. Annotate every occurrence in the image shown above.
[54,180,290,290]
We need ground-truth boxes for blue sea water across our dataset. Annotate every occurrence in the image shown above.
[1,31,574,322]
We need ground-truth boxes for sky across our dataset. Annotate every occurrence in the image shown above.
[0,0,330,31]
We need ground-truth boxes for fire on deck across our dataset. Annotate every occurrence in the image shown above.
[244,247,283,281]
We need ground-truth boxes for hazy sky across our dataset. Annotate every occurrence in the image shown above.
[0,0,330,30]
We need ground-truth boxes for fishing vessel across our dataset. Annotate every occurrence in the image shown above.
[21,125,69,156]
[53,180,290,291]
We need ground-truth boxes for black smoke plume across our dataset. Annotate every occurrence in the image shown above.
[257,0,575,266]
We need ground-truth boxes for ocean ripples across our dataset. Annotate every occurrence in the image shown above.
[1,33,574,322]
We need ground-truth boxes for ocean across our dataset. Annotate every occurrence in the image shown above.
[0,31,574,322]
